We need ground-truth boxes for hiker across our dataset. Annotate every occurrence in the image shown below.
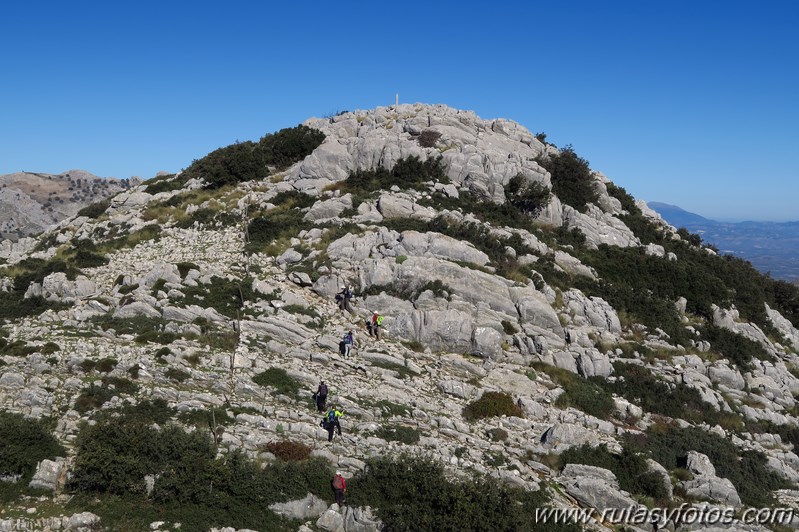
[322,406,343,442]
[341,329,355,357]
[332,471,347,506]
[367,311,383,340]
[335,285,354,314]
[315,380,328,412]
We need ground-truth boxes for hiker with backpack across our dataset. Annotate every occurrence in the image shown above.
[332,471,347,506]
[315,381,328,412]
[335,285,354,315]
[367,311,383,340]
[321,406,343,442]
[340,329,355,357]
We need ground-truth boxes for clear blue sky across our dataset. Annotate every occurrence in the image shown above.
[2,1,797,221]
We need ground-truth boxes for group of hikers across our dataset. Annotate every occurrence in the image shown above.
[335,285,384,358]
[315,284,387,506]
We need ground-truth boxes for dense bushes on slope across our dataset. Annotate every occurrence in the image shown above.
[68,401,330,531]
[333,155,449,207]
[560,444,668,501]
[182,125,325,189]
[627,426,792,507]
[0,412,65,501]
[348,455,579,532]
[536,146,598,212]
[462,391,523,420]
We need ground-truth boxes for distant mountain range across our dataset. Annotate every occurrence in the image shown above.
[649,202,799,283]
[0,170,138,241]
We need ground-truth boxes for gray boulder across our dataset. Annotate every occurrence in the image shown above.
[269,492,328,520]
[304,194,353,222]
[28,458,65,491]
[396,230,490,266]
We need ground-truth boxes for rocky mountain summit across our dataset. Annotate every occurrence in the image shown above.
[0,170,137,242]
[1,103,799,531]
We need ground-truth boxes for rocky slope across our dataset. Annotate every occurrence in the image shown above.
[0,170,138,241]
[1,103,799,531]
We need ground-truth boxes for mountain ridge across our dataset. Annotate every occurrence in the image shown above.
[1,103,798,531]
[649,201,799,283]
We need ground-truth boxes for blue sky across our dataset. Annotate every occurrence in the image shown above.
[1,1,797,222]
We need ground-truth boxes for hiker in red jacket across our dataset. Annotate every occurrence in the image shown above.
[332,471,346,505]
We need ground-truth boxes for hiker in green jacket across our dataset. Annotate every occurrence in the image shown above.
[368,311,383,340]
[322,406,344,442]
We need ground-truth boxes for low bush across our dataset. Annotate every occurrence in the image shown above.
[265,440,313,461]
[418,129,441,148]
[701,325,774,371]
[142,173,189,194]
[463,391,523,421]
[253,367,302,398]
[535,145,598,212]
[165,367,190,383]
[348,455,578,532]
[505,174,551,217]
[77,199,111,219]
[74,377,139,413]
[627,426,791,507]
[607,362,725,425]
[181,276,255,319]
[560,444,668,501]
[373,425,421,445]
[0,340,37,357]
[0,412,64,478]
[535,363,615,419]
[486,427,509,442]
[69,402,331,530]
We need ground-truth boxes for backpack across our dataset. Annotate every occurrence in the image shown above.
[344,333,353,345]
[327,410,336,423]
[332,474,345,490]
[376,315,384,326]
[319,383,328,396]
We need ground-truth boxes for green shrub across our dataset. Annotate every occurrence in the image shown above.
[0,411,64,478]
[77,199,111,219]
[182,125,324,190]
[74,377,139,413]
[486,428,509,442]
[370,360,417,380]
[265,440,313,461]
[702,325,774,371]
[535,363,615,419]
[142,173,189,194]
[183,141,262,189]
[246,208,306,252]
[165,367,190,383]
[463,391,523,421]
[348,455,577,532]
[501,320,519,335]
[505,174,551,217]
[258,124,326,169]
[536,146,598,212]
[69,400,332,530]
[40,342,61,355]
[627,426,791,507]
[374,425,421,445]
[253,367,302,398]
[181,276,255,319]
[176,261,199,278]
[361,399,412,418]
[0,340,37,357]
[418,129,441,148]
[560,444,668,501]
[95,357,118,373]
[336,155,448,200]
[608,362,725,425]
